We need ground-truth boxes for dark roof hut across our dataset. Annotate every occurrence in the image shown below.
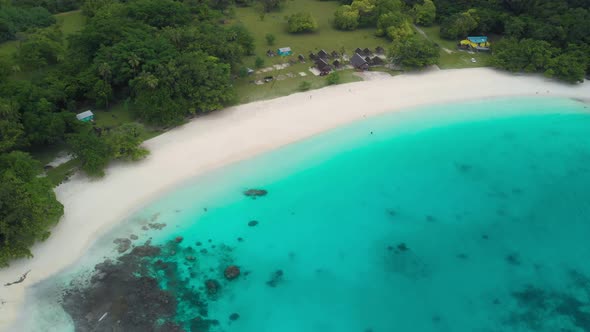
[375,46,385,55]
[355,48,363,55]
[332,59,342,68]
[351,53,369,70]
[317,49,329,59]
[309,52,316,60]
[331,50,340,58]
[266,50,276,57]
[370,56,385,66]
[365,56,372,63]
[298,54,306,62]
[363,48,372,56]
[315,58,331,71]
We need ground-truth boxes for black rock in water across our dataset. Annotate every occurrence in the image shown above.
[248,220,259,227]
[266,269,284,287]
[244,189,268,197]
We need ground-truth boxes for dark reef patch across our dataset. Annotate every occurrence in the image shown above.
[505,270,590,331]
[62,236,240,332]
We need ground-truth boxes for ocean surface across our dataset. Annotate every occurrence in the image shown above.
[22,97,590,332]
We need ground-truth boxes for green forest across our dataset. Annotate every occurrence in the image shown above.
[0,0,588,266]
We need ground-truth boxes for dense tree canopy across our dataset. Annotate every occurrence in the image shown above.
[0,152,63,267]
[334,5,360,30]
[0,0,253,266]
[433,0,590,81]
[413,0,436,26]
[0,5,55,42]
[389,35,439,68]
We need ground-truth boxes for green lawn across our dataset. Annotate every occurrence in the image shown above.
[233,0,388,65]
[415,25,492,69]
[55,10,86,36]
[235,66,362,104]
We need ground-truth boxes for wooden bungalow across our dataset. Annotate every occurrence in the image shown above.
[298,54,306,62]
[351,53,369,71]
[332,59,342,68]
[375,46,385,55]
[354,48,363,55]
[315,58,331,71]
[365,56,372,63]
[266,49,276,57]
[317,49,329,59]
[309,52,317,60]
[370,56,384,66]
[363,48,372,56]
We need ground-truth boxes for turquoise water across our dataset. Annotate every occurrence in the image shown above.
[26,97,590,332]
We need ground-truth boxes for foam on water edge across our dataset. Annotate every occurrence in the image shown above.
[21,97,590,332]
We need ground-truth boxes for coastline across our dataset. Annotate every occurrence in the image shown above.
[1,68,589,330]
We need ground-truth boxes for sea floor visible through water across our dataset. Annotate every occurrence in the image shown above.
[22,97,590,332]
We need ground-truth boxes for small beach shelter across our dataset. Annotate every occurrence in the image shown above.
[76,110,94,122]
[375,46,385,55]
[277,47,293,56]
[317,49,329,59]
[355,48,363,55]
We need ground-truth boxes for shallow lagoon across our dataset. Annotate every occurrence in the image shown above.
[25,97,590,332]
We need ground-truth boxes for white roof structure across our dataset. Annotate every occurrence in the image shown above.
[278,47,292,53]
[76,110,94,120]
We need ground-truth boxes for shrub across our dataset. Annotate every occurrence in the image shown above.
[326,71,340,85]
[334,5,359,30]
[298,81,312,91]
[287,12,318,33]
[265,33,275,45]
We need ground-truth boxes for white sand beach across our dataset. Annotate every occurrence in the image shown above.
[0,68,589,330]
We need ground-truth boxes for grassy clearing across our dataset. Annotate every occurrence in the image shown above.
[235,66,362,104]
[55,10,86,36]
[233,0,388,65]
[415,25,492,69]
[93,102,162,139]
[231,0,388,103]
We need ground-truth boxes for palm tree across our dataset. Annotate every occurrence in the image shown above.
[137,72,159,89]
[128,53,141,75]
[97,62,111,83]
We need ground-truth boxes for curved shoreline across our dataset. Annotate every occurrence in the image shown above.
[1,68,589,330]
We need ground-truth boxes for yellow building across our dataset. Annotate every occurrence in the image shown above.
[459,36,490,51]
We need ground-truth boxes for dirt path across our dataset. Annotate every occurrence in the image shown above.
[414,25,453,54]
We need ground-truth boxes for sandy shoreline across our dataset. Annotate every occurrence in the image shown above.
[1,68,589,330]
